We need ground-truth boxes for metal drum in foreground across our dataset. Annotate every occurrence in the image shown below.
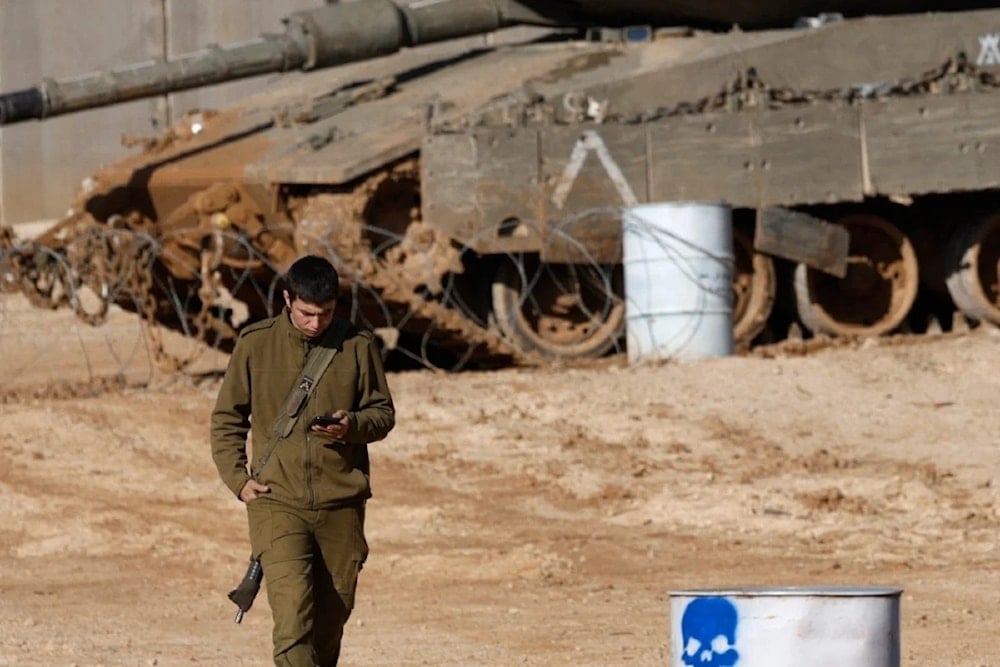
[669,586,902,667]
[622,202,733,363]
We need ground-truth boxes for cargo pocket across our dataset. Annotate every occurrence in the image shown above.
[330,505,368,610]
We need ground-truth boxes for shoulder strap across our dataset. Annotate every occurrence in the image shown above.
[250,317,352,479]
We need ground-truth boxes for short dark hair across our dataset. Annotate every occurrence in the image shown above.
[284,255,339,304]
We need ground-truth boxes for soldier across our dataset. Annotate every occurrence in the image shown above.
[211,254,395,666]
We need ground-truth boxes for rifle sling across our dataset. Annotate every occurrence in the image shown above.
[250,317,350,481]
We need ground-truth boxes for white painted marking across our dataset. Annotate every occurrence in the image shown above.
[976,33,1000,66]
[551,130,639,209]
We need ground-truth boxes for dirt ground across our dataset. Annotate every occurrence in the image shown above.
[0,292,997,666]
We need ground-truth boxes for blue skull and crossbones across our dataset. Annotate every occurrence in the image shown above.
[680,597,740,666]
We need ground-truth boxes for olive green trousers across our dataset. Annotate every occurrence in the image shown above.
[247,501,368,667]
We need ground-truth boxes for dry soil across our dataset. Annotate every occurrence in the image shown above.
[0,294,997,666]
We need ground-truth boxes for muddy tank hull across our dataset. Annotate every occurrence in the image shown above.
[5,1,1000,369]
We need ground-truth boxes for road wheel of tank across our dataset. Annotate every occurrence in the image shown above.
[491,256,624,359]
[732,226,776,347]
[945,213,1000,325]
[794,213,918,336]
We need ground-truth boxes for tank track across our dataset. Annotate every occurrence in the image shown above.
[0,161,538,371]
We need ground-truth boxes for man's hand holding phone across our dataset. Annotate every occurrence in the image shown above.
[310,412,348,439]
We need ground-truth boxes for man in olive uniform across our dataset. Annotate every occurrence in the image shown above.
[211,255,395,666]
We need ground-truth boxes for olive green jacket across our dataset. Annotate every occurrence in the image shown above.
[211,310,395,509]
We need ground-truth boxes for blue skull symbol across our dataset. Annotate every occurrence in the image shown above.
[680,597,739,666]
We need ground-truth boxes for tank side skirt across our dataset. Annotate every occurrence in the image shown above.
[422,87,1000,260]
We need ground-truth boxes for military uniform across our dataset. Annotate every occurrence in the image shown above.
[211,309,395,666]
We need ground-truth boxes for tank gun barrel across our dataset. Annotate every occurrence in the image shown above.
[0,35,307,125]
[0,0,557,125]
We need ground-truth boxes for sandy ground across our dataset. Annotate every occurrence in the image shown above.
[0,292,997,666]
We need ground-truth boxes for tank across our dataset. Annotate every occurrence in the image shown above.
[3,0,1000,369]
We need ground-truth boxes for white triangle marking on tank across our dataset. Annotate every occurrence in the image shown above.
[551,130,639,209]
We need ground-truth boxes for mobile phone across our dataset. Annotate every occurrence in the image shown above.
[311,415,342,428]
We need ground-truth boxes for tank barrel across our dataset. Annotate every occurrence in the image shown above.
[0,35,307,125]
[0,0,551,125]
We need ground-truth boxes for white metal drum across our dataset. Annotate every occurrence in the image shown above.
[668,586,902,667]
[622,202,734,363]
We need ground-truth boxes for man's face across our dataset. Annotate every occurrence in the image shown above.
[284,291,335,339]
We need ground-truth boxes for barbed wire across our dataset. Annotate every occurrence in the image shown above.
[0,207,739,395]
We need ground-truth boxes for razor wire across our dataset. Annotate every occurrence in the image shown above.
[0,206,737,395]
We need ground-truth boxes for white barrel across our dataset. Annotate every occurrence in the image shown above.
[622,202,733,363]
[669,586,902,667]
